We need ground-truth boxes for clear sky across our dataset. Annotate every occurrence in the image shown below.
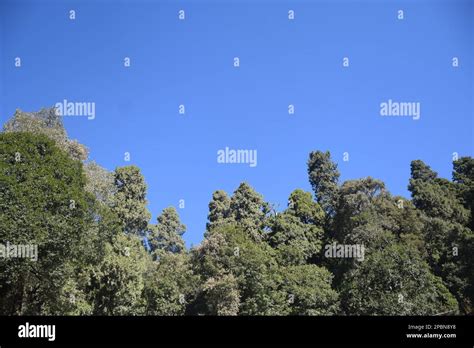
[1,0,473,246]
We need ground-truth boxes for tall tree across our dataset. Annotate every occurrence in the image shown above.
[83,161,116,206]
[279,264,339,315]
[112,166,151,236]
[143,251,198,315]
[148,207,186,257]
[453,157,474,230]
[408,159,473,313]
[86,233,149,315]
[409,160,468,224]
[340,242,458,315]
[307,150,340,215]
[333,177,387,246]
[0,132,94,314]
[206,190,231,233]
[268,189,325,265]
[201,273,240,316]
[229,182,269,241]
[3,108,88,161]
[192,224,286,315]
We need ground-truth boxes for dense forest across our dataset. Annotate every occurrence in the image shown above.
[0,108,472,315]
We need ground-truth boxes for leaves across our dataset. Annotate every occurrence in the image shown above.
[1,108,472,315]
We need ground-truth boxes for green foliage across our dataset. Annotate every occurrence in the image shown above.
[333,177,391,249]
[268,190,325,265]
[408,159,474,313]
[287,189,325,224]
[83,161,116,206]
[201,273,240,315]
[86,233,149,315]
[3,108,88,161]
[112,166,151,236]
[206,190,231,233]
[192,223,340,316]
[143,252,198,315]
[453,157,474,229]
[1,108,471,316]
[0,132,93,314]
[148,207,186,257]
[307,150,340,214]
[279,264,339,315]
[205,183,269,241]
[229,183,270,241]
[340,242,459,315]
[192,224,286,315]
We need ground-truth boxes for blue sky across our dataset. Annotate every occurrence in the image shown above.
[1,0,472,246]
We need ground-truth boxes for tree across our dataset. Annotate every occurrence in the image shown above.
[410,159,438,182]
[327,174,434,304]
[333,177,387,246]
[86,233,149,315]
[205,183,269,241]
[112,166,151,236]
[143,252,198,315]
[453,157,474,230]
[279,264,339,315]
[340,242,458,315]
[206,190,231,233]
[201,273,240,316]
[192,224,286,315]
[83,161,116,207]
[194,221,339,316]
[408,159,473,313]
[56,201,126,315]
[307,150,340,215]
[287,189,325,224]
[452,157,474,311]
[229,182,269,241]
[268,189,325,265]
[409,160,468,224]
[148,207,186,257]
[0,132,94,314]
[3,108,88,161]
[1,120,471,317]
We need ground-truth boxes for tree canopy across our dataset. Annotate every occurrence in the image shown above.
[1,108,472,315]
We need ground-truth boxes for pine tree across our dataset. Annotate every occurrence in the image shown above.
[112,166,151,236]
[148,207,186,257]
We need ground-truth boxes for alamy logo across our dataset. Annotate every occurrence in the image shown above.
[324,243,365,261]
[18,322,55,341]
[55,99,95,120]
[380,99,420,120]
[0,242,38,261]
[217,147,257,167]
